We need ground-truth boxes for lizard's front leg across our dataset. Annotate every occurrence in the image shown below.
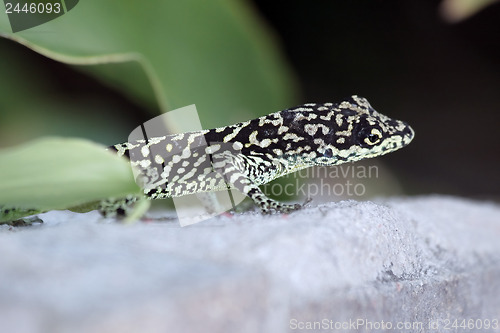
[213,152,301,214]
[244,185,302,214]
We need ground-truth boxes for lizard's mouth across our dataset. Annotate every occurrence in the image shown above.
[383,127,415,154]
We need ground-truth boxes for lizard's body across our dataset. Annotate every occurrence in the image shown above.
[105,95,414,216]
[1,95,414,222]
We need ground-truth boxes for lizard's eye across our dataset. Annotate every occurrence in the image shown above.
[358,127,382,146]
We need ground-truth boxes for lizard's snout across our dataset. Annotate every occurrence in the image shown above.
[401,122,415,146]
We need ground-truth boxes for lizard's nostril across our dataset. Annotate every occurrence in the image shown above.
[406,126,415,138]
[402,125,415,145]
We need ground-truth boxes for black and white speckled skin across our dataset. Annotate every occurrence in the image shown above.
[106,95,414,215]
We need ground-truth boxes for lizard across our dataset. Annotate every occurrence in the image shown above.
[0,95,414,223]
[101,95,414,217]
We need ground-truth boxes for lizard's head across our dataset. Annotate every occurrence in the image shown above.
[306,95,414,165]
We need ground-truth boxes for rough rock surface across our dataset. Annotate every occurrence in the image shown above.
[1,195,499,333]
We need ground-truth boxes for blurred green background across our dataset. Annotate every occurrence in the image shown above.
[0,0,499,206]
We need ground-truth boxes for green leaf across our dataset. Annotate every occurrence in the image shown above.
[0,0,299,219]
[0,0,297,130]
[0,137,140,211]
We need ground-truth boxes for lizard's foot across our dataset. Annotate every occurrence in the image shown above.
[98,195,139,219]
[9,216,44,226]
[260,197,313,214]
[0,206,44,226]
[260,201,302,214]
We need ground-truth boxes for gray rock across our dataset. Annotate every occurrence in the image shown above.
[1,196,499,332]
